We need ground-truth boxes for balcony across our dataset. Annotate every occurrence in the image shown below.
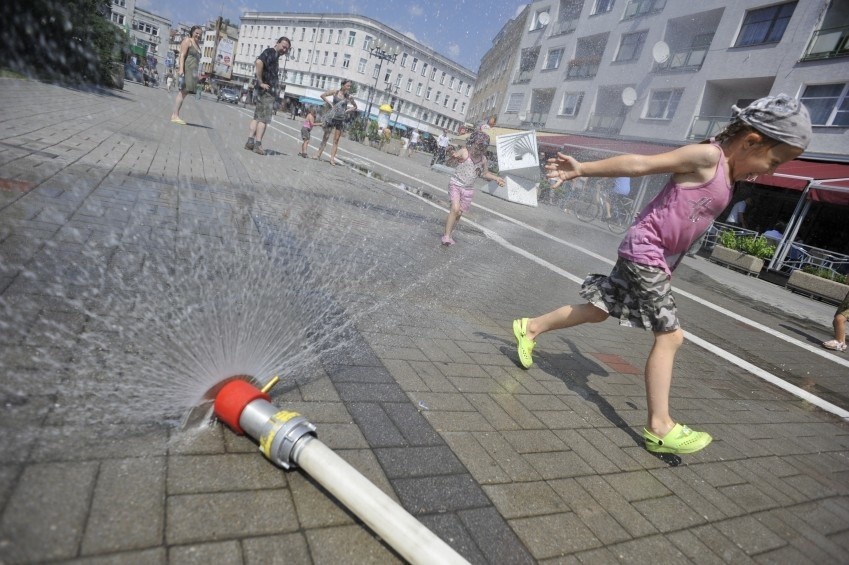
[566,57,601,80]
[513,70,533,84]
[801,25,849,61]
[549,20,577,37]
[587,113,624,134]
[521,112,548,128]
[687,115,731,140]
[622,0,666,20]
[653,46,707,73]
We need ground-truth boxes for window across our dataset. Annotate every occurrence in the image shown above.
[452,98,458,110]
[461,102,466,113]
[431,67,437,80]
[421,63,428,77]
[616,31,647,62]
[436,90,441,103]
[331,52,337,66]
[111,13,124,24]
[306,50,311,63]
[395,74,402,87]
[363,35,373,50]
[443,95,449,107]
[357,58,367,73]
[313,50,319,64]
[323,51,329,65]
[543,48,564,70]
[310,28,315,41]
[425,85,431,99]
[736,2,797,47]
[319,29,324,43]
[372,64,380,78]
[384,71,391,82]
[505,92,524,114]
[593,0,615,14]
[801,83,849,126]
[347,31,356,46]
[530,10,550,31]
[440,71,446,85]
[415,82,422,95]
[300,28,305,41]
[400,53,408,67]
[336,30,342,44]
[411,58,419,72]
[646,89,683,119]
[449,77,456,89]
[559,92,583,116]
[342,54,351,69]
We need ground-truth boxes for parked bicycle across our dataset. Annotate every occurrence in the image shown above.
[568,180,637,234]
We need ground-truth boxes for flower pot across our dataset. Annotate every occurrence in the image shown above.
[709,245,764,277]
[786,269,849,304]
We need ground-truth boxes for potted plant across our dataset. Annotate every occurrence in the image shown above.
[787,264,849,303]
[709,232,775,276]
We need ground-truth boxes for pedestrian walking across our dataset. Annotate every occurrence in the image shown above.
[165,72,174,93]
[431,129,451,166]
[441,130,504,246]
[299,107,315,158]
[313,79,357,165]
[170,25,202,125]
[406,128,420,158]
[244,36,291,156]
[512,94,812,455]
[823,290,849,352]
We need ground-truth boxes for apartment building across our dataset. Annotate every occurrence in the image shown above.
[108,0,171,72]
[236,12,477,135]
[467,6,530,127]
[486,0,848,160]
[199,19,241,80]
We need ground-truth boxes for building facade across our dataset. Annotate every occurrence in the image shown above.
[200,19,241,82]
[483,0,848,159]
[236,12,477,134]
[108,0,171,72]
[466,6,530,127]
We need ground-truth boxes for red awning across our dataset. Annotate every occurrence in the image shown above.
[759,159,849,205]
[537,133,678,156]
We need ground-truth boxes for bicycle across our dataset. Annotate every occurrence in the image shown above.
[570,182,637,234]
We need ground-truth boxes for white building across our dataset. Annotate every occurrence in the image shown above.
[236,12,477,134]
[108,0,171,72]
[485,0,848,160]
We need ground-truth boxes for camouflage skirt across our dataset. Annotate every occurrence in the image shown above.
[580,258,679,332]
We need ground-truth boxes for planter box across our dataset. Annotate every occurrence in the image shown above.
[709,245,764,276]
[786,269,849,304]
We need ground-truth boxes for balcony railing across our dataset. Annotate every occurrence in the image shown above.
[513,69,533,84]
[801,25,849,61]
[587,114,624,134]
[623,0,666,20]
[653,46,708,73]
[521,112,548,127]
[549,20,577,37]
[566,57,601,79]
[687,115,731,140]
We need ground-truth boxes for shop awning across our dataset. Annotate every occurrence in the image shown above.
[128,44,147,57]
[759,160,849,205]
[537,132,679,156]
[298,96,324,106]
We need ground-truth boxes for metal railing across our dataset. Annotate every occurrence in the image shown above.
[623,0,666,20]
[513,70,533,84]
[801,25,849,61]
[687,115,731,140]
[653,47,708,73]
[586,113,624,134]
[549,20,577,37]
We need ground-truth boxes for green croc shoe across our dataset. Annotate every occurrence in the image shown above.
[512,318,536,369]
[643,423,712,454]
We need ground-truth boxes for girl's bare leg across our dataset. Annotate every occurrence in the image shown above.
[644,328,684,437]
[443,201,462,237]
[524,303,608,340]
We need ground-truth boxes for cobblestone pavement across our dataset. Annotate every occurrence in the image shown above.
[1,79,847,564]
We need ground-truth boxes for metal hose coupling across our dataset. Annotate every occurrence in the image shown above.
[213,377,317,469]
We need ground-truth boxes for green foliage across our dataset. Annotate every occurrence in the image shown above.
[366,120,380,141]
[1,0,125,86]
[348,119,365,142]
[718,232,776,260]
[801,265,847,284]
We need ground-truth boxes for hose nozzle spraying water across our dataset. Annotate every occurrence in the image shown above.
[212,375,469,564]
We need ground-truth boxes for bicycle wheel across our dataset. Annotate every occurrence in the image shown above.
[574,192,601,222]
[607,206,632,233]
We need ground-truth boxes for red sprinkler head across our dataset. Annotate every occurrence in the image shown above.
[213,379,270,434]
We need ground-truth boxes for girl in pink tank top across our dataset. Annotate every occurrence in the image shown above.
[511,95,810,456]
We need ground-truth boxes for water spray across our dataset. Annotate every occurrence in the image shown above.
[213,376,470,565]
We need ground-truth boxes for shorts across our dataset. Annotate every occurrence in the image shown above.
[580,258,679,332]
[837,291,849,319]
[324,119,346,132]
[448,182,475,213]
[253,91,275,124]
[301,127,311,141]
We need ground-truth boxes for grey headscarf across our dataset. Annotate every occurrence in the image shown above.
[731,94,812,150]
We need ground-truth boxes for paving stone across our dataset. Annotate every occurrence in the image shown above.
[509,511,601,559]
[393,474,490,515]
[81,457,166,555]
[714,515,787,556]
[168,541,242,564]
[242,533,311,564]
[166,489,298,545]
[482,481,570,519]
[455,506,534,564]
[305,524,401,564]
[167,453,287,494]
[0,461,98,563]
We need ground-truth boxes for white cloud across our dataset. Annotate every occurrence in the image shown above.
[408,5,425,17]
[403,31,419,42]
[448,43,460,58]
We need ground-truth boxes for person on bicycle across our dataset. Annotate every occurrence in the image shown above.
[603,177,631,219]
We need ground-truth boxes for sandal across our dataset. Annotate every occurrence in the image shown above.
[643,423,712,454]
[512,318,535,368]
[823,340,847,352]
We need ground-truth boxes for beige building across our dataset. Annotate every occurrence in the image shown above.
[108,0,170,72]
[236,12,477,135]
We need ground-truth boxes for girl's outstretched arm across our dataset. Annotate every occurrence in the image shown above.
[545,144,720,187]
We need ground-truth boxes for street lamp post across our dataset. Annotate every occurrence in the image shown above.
[386,83,400,130]
[363,39,398,128]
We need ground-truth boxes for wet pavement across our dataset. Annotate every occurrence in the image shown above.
[0,78,847,564]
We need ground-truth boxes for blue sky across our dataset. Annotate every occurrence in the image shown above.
[137,0,528,71]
